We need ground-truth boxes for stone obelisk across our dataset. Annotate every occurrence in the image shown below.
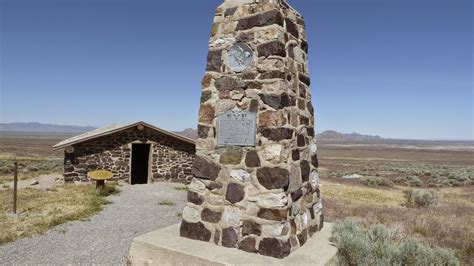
[180,0,322,258]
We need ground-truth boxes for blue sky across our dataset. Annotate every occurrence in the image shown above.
[1,0,472,140]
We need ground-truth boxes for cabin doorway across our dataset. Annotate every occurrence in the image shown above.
[131,144,151,185]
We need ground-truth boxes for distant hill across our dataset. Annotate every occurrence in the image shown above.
[174,128,198,140]
[1,122,384,142]
[317,130,383,141]
[174,128,383,142]
[0,122,96,133]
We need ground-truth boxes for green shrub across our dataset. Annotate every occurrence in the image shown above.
[403,189,439,208]
[359,176,393,187]
[330,218,458,266]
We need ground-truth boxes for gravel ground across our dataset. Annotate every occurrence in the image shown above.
[0,182,187,265]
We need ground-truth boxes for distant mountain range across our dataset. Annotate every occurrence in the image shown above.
[174,128,199,140]
[0,122,96,133]
[173,129,384,141]
[316,130,383,141]
[1,122,384,141]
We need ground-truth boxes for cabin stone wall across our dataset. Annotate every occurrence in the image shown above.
[63,127,195,183]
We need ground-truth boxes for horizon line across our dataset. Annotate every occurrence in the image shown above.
[0,121,472,142]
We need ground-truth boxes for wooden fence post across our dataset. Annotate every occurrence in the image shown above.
[13,162,18,214]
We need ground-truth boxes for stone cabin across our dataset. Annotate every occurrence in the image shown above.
[53,121,196,184]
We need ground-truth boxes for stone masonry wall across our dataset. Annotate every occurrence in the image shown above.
[180,0,322,259]
[63,127,195,183]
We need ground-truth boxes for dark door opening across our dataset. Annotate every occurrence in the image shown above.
[131,144,150,185]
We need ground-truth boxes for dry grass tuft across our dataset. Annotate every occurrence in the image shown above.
[174,186,187,191]
[0,185,112,245]
[322,181,403,206]
[158,200,176,206]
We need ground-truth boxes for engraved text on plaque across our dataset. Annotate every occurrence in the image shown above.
[217,110,256,146]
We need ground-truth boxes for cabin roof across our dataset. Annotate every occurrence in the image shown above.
[53,121,195,150]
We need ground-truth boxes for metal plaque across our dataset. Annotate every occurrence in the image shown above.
[217,109,256,146]
[227,42,253,72]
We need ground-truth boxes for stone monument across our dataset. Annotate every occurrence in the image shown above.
[180,0,322,259]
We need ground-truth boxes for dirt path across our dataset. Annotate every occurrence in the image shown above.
[0,182,187,265]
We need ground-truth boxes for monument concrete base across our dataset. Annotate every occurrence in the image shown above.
[128,223,338,266]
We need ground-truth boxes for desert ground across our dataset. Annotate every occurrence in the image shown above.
[0,133,472,264]
[317,140,473,264]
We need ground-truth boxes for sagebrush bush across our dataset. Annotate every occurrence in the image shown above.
[359,176,393,187]
[330,218,458,266]
[396,238,459,265]
[403,188,439,208]
[394,176,407,184]
[393,175,423,187]
[408,176,423,187]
